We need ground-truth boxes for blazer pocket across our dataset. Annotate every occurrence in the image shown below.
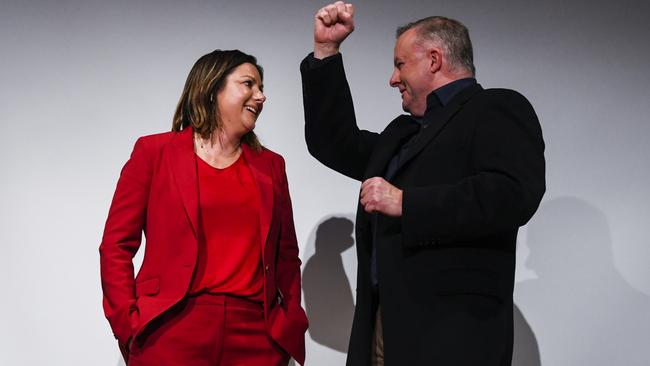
[433,268,502,302]
[135,277,160,297]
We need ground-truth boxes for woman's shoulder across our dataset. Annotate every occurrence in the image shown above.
[260,146,283,160]
[245,145,287,173]
[136,130,180,145]
[132,129,191,151]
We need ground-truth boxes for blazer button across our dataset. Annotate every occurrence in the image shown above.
[265,265,270,272]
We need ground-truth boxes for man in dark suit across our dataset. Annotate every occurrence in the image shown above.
[301,2,545,365]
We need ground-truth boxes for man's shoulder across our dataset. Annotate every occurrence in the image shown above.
[474,88,531,105]
[468,87,535,112]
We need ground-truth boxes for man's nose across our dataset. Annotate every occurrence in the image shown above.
[389,69,400,87]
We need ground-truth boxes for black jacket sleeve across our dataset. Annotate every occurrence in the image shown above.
[301,53,379,181]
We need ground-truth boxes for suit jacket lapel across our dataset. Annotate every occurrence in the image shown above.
[169,127,199,239]
[364,115,420,179]
[242,144,273,251]
[396,84,483,173]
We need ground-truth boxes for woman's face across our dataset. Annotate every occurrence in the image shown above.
[216,62,266,138]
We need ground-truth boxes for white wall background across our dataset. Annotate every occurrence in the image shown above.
[1,0,648,365]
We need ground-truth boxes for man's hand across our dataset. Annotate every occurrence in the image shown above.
[360,177,403,217]
[314,2,355,59]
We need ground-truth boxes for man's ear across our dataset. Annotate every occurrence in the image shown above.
[429,48,443,74]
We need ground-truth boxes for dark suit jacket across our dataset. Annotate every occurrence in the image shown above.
[301,54,545,366]
[100,127,308,365]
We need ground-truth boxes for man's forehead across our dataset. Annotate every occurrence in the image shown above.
[395,30,434,60]
[394,30,417,58]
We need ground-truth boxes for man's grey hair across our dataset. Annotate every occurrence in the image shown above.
[396,16,475,76]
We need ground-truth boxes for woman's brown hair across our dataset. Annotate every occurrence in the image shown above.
[172,49,264,151]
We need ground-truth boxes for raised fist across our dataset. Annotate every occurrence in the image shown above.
[313,2,355,58]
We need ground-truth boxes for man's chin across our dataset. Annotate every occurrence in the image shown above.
[402,105,421,117]
[402,102,426,117]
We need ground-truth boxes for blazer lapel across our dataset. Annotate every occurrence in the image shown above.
[242,145,273,250]
[169,128,199,239]
[364,114,421,179]
[397,84,483,172]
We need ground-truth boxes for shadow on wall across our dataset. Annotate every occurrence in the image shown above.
[516,197,650,365]
[302,216,356,353]
[512,303,541,366]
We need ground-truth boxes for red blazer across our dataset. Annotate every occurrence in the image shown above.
[100,128,308,364]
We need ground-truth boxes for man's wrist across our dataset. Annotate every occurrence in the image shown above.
[396,188,403,217]
[314,42,340,59]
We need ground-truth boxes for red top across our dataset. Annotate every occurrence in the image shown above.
[189,154,264,302]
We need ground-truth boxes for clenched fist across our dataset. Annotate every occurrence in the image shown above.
[359,177,403,217]
[314,1,355,59]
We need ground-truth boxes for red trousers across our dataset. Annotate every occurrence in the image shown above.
[128,294,289,366]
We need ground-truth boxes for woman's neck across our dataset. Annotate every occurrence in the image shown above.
[194,129,243,169]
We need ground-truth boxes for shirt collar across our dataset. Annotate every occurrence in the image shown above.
[426,77,477,110]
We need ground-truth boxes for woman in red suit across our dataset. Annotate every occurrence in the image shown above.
[100,50,308,365]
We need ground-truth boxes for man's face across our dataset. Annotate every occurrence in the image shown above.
[389,28,435,117]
